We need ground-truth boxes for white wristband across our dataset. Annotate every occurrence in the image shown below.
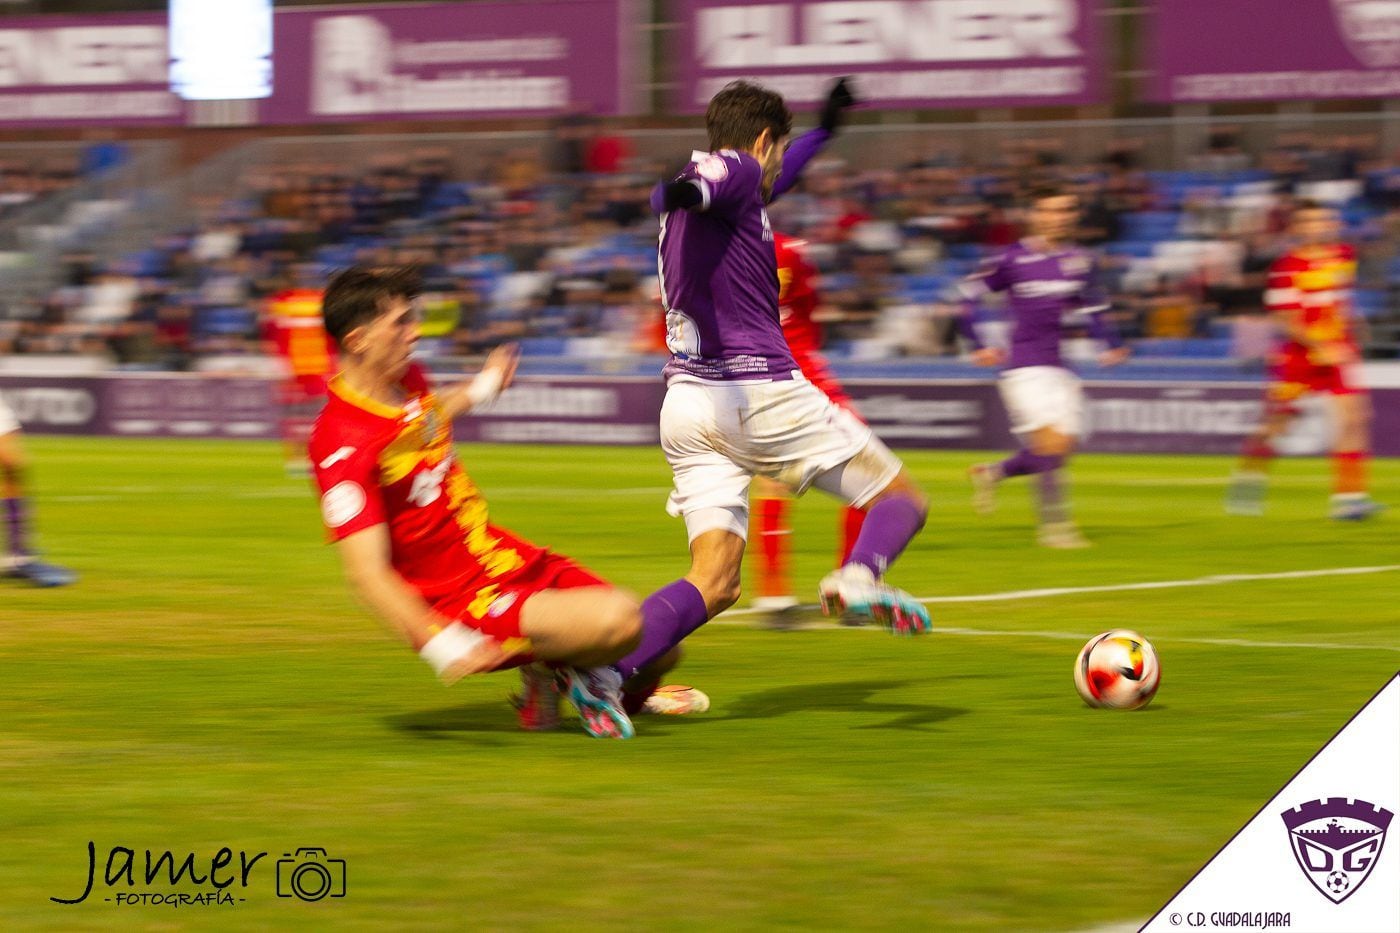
[465,369,505,409]
[419,621,488,676]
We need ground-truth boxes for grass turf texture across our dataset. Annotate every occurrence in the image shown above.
[2,438,1396,930]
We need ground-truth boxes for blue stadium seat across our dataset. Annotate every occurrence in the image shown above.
[195,306,256,337]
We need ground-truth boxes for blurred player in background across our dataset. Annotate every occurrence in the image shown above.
[622,76,931,692]
[750,232,866,627]
[1227,201,1380,520]
[264,285,336,475]
[959,185,1130,548]
[0,398,76,586]
[309,267,704,740]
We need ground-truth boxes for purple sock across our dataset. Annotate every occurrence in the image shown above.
[846,496,926,576]
[3,497,27,556]
[614,578,709,680]
[999,448,1058,478]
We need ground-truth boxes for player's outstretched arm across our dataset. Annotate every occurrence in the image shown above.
[769,77,858,202]
[437,343,519,420]
[336,525,517,683]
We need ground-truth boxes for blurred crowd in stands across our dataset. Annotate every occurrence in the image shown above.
[3,124,1400,370]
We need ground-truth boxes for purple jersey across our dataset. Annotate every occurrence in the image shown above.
[958,240,1118,369]
[655,149,798,382]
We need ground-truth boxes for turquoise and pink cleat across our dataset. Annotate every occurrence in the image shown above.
[818,564,931,636]
[558,665,635,739]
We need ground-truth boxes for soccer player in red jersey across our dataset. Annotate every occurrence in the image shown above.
[1227,202,1381,520]
[264,286,337,474]
[750,233,867,625]
[309,267,704,739]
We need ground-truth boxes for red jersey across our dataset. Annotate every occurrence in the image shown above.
[1265,244,1358,368]
[265,289,337,381]
[309,365,545,615]
[775,233,853,411]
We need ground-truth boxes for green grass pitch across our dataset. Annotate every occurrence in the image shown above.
[2,438,1396,930]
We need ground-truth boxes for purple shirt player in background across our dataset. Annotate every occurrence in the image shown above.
[957,185,1131,549]
[587,79,936,710]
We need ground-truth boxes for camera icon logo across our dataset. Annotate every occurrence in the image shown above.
[275,847,347,901]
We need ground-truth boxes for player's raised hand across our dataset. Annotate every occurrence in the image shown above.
[484,342,521,391]
[1099,346,1131,368]
[820,77,859,133]
[970,347,1006,367]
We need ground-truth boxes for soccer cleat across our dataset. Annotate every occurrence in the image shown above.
[819,563,931,636]
[510,662,561,731]
[968,462,1001,515]
[1225,473,1266,516]
[1036,521,1091,549]
[559,665,635,739]
[7,558,77,587]
[641,685,711,716]
[1330,496,1385,522]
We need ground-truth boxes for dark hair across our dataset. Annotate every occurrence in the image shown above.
[321,266,421,345]
[1292,198,1330,215]
[705,81,793,152]
[1027,183,1071,206]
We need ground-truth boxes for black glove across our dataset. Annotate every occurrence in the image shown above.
[819,76,858,133]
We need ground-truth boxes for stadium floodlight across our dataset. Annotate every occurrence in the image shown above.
[169,0,272,101]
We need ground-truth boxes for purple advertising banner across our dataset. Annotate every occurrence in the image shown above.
[0,13,185,127]
[1151,0,1400,102]
[0,2,630,128]
[672,0,1106,112]
[5,373,1399,458]
[265,0,632,122]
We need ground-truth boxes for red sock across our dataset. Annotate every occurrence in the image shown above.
[1334,450,1369,495]
[839,505,866,566]
[756,496,790,597]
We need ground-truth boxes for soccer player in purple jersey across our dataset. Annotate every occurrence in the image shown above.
[957,185,1130,549]
[584,78,931,705]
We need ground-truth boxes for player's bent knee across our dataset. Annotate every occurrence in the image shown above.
[599,593,643,653]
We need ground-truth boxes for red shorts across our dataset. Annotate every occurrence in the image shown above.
[433,552,608,668]
[1267,361,1365,414]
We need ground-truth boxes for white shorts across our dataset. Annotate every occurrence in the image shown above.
[0,396,17,436]
[661,375,903,541]
[998,365,1083,438]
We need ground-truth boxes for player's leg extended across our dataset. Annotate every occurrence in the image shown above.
[1228,383,1296,515]
[1329,390,1381,520]
[811,441,931,634]
[613,528,745,683]
[749,475,798,623]
[1023,427,1084,549]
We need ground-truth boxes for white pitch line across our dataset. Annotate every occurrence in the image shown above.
[714,565,1400,653]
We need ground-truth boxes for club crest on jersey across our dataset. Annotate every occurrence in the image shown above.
[696,154,729,183]
[1281,797,1393,904]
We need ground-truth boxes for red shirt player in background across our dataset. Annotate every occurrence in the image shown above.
[1227,201,1381,520]
[309,267,706,739]
[264,287,337,474]
[750,233,868,627]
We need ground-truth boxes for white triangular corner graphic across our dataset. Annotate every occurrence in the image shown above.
[1142,673,1399,933]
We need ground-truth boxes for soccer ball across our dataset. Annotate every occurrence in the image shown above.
[1073,630,1160,710]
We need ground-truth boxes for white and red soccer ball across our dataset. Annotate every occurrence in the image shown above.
[1074,630,1161,710]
